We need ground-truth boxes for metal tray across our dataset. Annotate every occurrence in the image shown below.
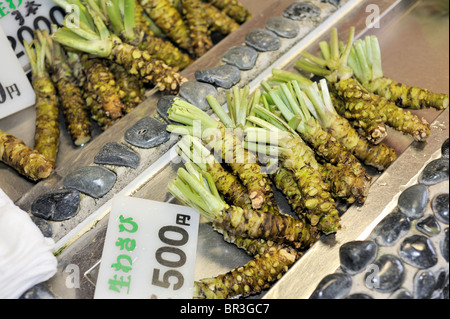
[2,0,448,299]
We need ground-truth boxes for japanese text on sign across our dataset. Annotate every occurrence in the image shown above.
[0,0,65,67]
[94,196,200,299]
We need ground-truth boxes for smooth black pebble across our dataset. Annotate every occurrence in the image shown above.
[399,234,438,269]
[31,189,80,221]
[245,29,281,52]
[283,2,321,21]
[124,117,170,149]
[94,142,140,169]
[195,64,241,89]
[418,158,449,185]
[364,254,405,293]
[63,166,116,199]
[266,16,300,38]
[339,240,377,275]
[310,273,352,299]
[222,45,258,70]
[432,193,449,224]
[370,210,411,246]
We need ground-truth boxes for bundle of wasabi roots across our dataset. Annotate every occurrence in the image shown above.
[164,27,448,299]
[0,0,250,181]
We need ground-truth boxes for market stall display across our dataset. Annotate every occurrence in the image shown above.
[0,0,448,300]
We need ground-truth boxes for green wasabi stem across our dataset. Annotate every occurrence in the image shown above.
[65,51,86,87]
[349,35,449,111]
[167,98,271,210]
[245,123,341,234]
[302,79,397,171]
[202,0,240,35]
[52,0,186,93]
[176,135,278,212]
[111,0,193,72]
[139,0,192,53]
[329,89,387,145]
[109,62,145,114]
[169,167,319,249]
[181,0,213,58]
[23,37,60,166]
[37,29,92,146]
[82,56,126,122]
[203,0,252,24]
[295,27,431,142]
[193,244,299,299]
[176,138,307,291]
[212,87,277,209]
[296,43,388,145]
[0,129,54,181]
[254,81,372,204]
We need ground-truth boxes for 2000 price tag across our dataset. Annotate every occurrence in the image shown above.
[94,196,200,299]
[0,0,65,68]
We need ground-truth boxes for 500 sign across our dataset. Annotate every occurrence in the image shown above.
[152,222,191,292]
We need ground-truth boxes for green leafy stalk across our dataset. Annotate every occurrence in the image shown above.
[302,79,397,171]
[295,27,431,142]
[349,35,448,110]
[169,167,318,248]
[36,29,92,146]
[24,37,60,166]
[52,0,186,93]
[253,82,372,204]
[244,121,341,234]
[167,98,271,210]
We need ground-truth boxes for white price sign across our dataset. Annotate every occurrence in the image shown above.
[0,0,65,68]
[94,196,200,299]
[0,25,35,119]
[0,0,66,119]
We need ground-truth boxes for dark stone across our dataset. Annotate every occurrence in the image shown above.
[124,117,170,149]
[19,283,55,299]
[442,228,449,262]
[309,273,352,299]
[283,2,321,21]
[195,64,241,89]
[345,293,373,299]
[432,193,449,224]
[418,158,449,185]
[179,81,218,111]
[63,166,116,199]
[365,254,405,293]
[321,0,340,6]
[94,142,140,169]
[222,45,259,70]
[31,189,81,221]
[399,234,438,269]
[30,216,53,238]
[413,270,436,299]
[397,184,429,220]
[416,215,441,237]
[245,29,281,52]
[443,282,449,299]
[434,268,448,292]
[389,288,413,299]
[442,138,449,159]
[370,210,411,246]
[266,16,300,38]
[157,95,185,124]
[339,240,377,275]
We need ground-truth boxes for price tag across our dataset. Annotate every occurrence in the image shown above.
[94,195,200,299]
[0,25,35,119]
[0,0,66,68]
